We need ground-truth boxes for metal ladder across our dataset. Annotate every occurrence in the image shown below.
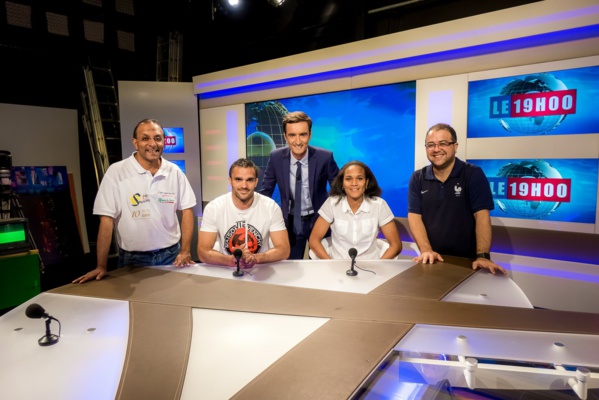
[81,59,122,187]
[81,58,122,260]
[157,31,183,82]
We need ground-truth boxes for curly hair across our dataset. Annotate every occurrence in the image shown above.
[329,160,382,202]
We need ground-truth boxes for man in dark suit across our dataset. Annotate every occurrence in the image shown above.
[259,111,340,259]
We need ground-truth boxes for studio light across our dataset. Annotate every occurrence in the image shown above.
[267,0,286,7]
[228,0,240,6]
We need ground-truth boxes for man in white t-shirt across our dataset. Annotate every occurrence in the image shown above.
[73,118,197,283]
[198,158,290,268]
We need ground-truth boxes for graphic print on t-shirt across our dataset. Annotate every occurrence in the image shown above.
[129,193,151,219]
[223,220,263,254]
[130,193,150,206]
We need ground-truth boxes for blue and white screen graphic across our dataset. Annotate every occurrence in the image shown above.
[245,82,416,217]
[163,127,185,153]
[468,158,598,224]
[468,65,599,138]
[170,159,186,174]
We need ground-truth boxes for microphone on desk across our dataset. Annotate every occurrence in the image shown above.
[26,303,53,319]
[346,248,358,276]
[25,303,60,346]
[232,248,244,277]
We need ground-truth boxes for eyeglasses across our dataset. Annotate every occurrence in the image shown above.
[137,135,164,144]
[425,141,456,149]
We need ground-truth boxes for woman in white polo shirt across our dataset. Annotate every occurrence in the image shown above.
[308,160,402,260]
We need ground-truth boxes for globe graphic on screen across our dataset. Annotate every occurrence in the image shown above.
[246,100,289,196]
[495,159,562,219]
[246,100,289,148]
[246,131,276,157]
[498,73,568,135]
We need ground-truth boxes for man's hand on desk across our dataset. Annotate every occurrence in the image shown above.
[472,258,507,275]
[72,267,108,284]
[241,256,257,269]
[172,251,194,268]
[227,245,256,269]
[413,251,444,264]
[413,251,508,275]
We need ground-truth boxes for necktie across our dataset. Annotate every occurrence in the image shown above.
[294,161,302,235]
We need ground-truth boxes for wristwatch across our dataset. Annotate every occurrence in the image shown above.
[476,252,491,260]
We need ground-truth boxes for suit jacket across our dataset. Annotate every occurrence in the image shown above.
[259,145,339,220]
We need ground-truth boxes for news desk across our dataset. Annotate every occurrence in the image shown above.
[1,257,598,399]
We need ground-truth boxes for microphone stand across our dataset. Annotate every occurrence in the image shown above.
[38,318,59,346]
[233,256,244,277]
[346,257,358,276]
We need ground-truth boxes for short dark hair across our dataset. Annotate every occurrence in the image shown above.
[330,160,382,201]
[133,118,163,139]
[426,123,457,142]
[229,158,259,178]
[282,111,312,133]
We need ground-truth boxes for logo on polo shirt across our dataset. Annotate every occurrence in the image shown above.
[130,193,150,206]
[157,191,176,204]
[454,184,462,197]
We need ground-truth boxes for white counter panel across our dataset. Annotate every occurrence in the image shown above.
[0,292,129,400]
[155,258,415,294]
[181,308,329,400]
[442,271,534,308]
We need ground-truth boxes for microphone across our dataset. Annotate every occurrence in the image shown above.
[347,248,358,276]
[26,303,52,320]
[25,303,60,346]
[232,248,244,277]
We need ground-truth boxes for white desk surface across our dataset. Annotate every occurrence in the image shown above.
[0,292,129,400]
[154,258,416,294]
[155,258,534,308]
[442,271,534,308]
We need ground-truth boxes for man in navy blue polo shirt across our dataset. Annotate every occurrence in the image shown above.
[407,123,506,275]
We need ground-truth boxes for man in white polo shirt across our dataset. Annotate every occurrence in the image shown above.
[73,118,196,283]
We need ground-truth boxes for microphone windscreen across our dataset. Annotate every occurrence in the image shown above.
[348,248,358,258]
[233,248,243,259]
[25,303,46,319]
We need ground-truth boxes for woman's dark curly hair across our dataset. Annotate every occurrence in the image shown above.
[330,160,382,203]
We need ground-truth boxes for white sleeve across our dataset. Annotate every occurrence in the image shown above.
[269,201,287,232]
[317,197,335,224]
[177,170,197,210]
[200,200,219,233]
[377,198,394,227]
[92,171,120,218]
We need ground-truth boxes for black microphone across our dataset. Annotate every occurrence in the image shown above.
[26,303,53,320]
[232,248,244,277]
[347,248,358,276]
[25,303,60,346]
[26,303,59,322]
